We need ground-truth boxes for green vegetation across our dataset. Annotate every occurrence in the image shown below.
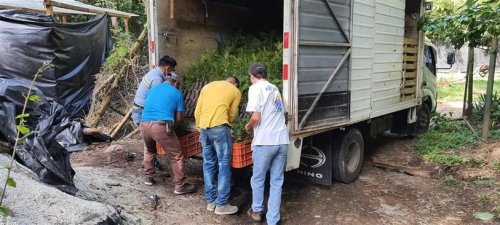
[474,91,500,127]
[80,0,146,35]
[474,212,494,221]
[479,193,491,202]
[184,32,283,101]
[494,162,500,171]
[437,79,500,102]
[415,113,477,166]
[474,178,495,187]
[444,175,460,185]
[232,115,251,142]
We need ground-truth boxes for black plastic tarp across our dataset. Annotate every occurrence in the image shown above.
[0,10,111,193]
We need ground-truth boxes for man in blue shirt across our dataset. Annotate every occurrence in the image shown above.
[132,55,177,172]
[140,73,196,195]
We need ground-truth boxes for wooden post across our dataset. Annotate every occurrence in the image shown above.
[170,0,174,19]
[61,15,68,23]
[123,18,129,33]
[44,0,53,15]
[111,17,118,30]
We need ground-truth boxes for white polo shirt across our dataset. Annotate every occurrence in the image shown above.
[246,80,289,146]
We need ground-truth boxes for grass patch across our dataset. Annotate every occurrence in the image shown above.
[474,178,495,187]
[416,114,478,167]
[444,175,460,185]
[437,79,500,102]
[479,193,491,202]
[494,162,500,171]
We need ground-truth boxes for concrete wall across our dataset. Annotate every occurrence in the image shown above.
[435,44,500,74]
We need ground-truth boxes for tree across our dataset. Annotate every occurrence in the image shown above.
[420,0,499,140]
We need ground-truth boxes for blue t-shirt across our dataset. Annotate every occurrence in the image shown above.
[141,83,184,122]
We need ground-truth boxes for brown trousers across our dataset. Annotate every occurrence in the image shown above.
[140,122,186,189]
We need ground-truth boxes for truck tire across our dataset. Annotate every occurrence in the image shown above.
[332,128,364,184]
[416,103,431,134]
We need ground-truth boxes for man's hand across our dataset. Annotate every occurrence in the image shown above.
[245,123,253,134]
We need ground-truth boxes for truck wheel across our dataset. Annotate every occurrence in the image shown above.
[332,128,364,184]
[417,103,431,134]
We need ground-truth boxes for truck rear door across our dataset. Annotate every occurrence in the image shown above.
[284,0,353,135]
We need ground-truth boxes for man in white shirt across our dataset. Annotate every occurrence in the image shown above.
[245,63,289,225]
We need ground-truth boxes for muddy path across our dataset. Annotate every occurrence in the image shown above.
[70,136,499,225]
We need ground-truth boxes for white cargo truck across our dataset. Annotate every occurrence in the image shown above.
[147,0,453,185]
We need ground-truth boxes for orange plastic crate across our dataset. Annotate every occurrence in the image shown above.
[156,131,201,158]
[232,139,253,168]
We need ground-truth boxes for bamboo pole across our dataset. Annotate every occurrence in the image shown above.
[481,39,498,141]
[123,18,129,33]
[110,108,132,139]
[123,128,140,139]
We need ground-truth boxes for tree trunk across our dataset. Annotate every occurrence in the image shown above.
[463,45,475,118]
[481,39,498,141]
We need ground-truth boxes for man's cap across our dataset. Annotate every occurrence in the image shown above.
[248,63,267,76]
[166,72,182,82]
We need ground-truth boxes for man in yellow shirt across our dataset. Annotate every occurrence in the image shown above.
[194,76,241,215]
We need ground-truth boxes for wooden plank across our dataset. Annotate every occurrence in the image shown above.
[403,87,416,94]
[404,38,418,45]
[404,80,417,86]
[404,55,417,62]
[404,64,417,70]
[46,0,137,18]
[404,46,418,54]
[404,72,416,78]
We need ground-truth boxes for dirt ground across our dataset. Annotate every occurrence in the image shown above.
[70,135,499,225]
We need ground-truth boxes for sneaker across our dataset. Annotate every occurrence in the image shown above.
[174,183,197,195]
[206,202,216,212]
[214,204,238,215]
[247,208,262,222]
[144,177,155,186]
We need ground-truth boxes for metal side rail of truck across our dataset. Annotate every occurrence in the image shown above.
[146,0,455,185]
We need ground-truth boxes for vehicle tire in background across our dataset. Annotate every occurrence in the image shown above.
[416,103,431,134]
[332,128,364,184]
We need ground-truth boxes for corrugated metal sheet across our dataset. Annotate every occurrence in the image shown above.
[296,0,351,130]
[371,0,405,112]
[350,0,375,121]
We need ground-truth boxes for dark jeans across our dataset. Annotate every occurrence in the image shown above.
[140,122,186,190]
[200,125,232,206]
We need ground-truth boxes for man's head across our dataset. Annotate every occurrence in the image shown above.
[225,76,240,88]
[158,55,177,75]
[248,63,268,84]
[165,72,181,88]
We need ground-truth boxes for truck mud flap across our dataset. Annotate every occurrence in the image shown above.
[295,132,332,185]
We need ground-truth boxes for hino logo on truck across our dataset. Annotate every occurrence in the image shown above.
[300,145,326,168]
[296,170,324,179]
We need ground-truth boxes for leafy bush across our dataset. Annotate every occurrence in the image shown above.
[232,115,250,142]
[184,32,283,101]
[185,32,282,140]
[474,92,500,128]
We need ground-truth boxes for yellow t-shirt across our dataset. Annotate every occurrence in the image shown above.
[194,81,241,129]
